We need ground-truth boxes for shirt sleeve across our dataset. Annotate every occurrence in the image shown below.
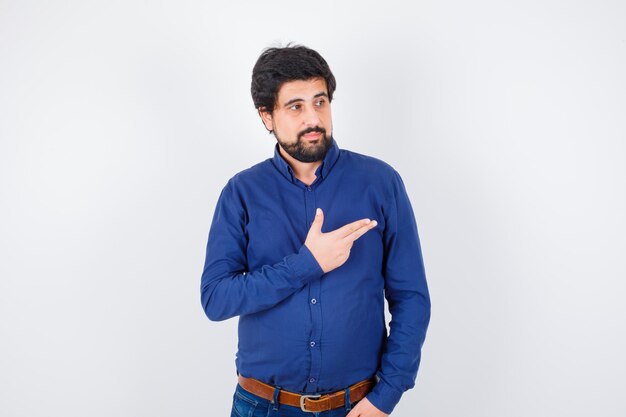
[365,169,431,415]
[200,178,325,322]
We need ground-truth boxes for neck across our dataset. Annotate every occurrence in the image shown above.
[278,145,322,186]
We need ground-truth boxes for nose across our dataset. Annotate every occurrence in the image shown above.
[302,104,322,128]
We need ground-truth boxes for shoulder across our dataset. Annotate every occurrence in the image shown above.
[340,148,400,184]
[220,158,273,193]
[339,149,411,206]
[214,160,271,220]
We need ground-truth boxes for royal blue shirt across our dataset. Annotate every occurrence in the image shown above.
[200,137,430,414]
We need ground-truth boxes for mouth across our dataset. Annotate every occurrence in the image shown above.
[303,132,322,141]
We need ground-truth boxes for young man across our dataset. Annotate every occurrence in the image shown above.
[200,44,431,416]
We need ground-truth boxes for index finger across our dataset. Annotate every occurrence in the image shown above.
[332,218,374,239]
[344,220,378,243]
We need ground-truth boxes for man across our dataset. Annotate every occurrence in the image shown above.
[200,44,431,417]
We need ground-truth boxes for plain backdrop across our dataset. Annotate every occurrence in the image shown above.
[1,1,625,416]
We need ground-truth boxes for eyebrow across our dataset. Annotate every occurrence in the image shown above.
[283,92,329,108]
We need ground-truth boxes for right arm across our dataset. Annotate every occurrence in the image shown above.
[200,179,324,322]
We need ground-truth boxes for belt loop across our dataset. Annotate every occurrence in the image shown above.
[344,386,351,411]
[271,385,281,411]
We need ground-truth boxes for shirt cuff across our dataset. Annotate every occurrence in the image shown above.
[286,244,325,285]
[365,377,404,415]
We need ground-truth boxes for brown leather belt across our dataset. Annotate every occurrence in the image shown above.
[237,374,376,413]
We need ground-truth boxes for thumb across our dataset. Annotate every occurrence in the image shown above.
[310,207,324,233]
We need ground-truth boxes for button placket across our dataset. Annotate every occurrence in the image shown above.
[304,184,322,392]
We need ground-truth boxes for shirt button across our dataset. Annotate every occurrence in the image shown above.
[311,298,317,304]
[310,341,316,347]
[306,186,312,191]
[309,377,316,383]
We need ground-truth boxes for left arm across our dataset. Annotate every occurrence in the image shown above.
[360,169,431,415]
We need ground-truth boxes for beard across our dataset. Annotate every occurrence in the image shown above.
[273,127,333,163]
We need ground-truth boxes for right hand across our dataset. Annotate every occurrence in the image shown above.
[304,208,378,274]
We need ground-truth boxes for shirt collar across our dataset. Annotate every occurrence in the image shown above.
[271,136,340,184]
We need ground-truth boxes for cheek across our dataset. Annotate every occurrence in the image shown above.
[323,114,333,130]
[279,120,300,137]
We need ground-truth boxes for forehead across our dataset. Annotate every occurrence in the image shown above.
[276,77,328,104]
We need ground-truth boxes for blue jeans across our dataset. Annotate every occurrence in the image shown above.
[230,383,361,417]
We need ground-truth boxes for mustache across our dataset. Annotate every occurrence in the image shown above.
[298,127,326,139]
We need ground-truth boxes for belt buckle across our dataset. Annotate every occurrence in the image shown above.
[300,393,322,412]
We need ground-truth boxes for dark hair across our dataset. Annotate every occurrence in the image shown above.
[251,43,336,114]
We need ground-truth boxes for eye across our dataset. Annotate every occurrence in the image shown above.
[315,99,326,107]
[289,104,301,111]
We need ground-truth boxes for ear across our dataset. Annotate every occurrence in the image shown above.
[258,107,274,133]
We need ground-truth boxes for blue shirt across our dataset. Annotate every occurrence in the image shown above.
[200,137,430,414]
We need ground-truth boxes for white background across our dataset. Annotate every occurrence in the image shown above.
[1,1,625,416]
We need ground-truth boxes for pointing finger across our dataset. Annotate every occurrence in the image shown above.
[344,220,378,242]
[334,218,373,239]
